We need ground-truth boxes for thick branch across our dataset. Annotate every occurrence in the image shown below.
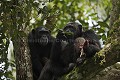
[79,42,120,80]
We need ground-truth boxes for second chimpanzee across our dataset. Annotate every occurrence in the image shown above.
[64,21,101,56]
[74,36,101,65]
[38,30,76,80]
[63,21,101,64]
[28,26,54,80]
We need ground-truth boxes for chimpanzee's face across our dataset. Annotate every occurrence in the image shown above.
[63,22,82,39]
[39,31,50,46]
[64,26,76,34]
[63,26,75,40]
[74,37,86,53]
[33,27,51,46]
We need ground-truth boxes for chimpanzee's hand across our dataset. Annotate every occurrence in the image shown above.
[68,63,75,70]
[89,39,97,45]
[76,57,85,66]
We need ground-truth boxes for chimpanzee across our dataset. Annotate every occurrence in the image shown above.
[74,37,86,58]
[74,36,101,65]
[63,21,101,64]
[38,30,76,80]
[28,26,54,80]
[63,21,101,55]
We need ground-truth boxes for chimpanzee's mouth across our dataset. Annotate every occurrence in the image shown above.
[39,38,48,46]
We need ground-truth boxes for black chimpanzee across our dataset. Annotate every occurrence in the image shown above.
[74,36,101,65]
[38,30,76,80]
[63,21,101,64]
[28,26,54,80]
[63,21,101,56]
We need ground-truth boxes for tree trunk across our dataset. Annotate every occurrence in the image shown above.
[13,36,33,80]
[12,0,33,80]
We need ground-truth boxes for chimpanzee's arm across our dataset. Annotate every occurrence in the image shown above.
[50,30,75,76]
[50,30,66,61]
[83,44,100,57]
[51,63,75,77]
[82,30,101,58]
[83,30,101,47]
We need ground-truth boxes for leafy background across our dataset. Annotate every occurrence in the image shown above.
[0,0,114,80]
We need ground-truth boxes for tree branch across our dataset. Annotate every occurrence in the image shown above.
[78,42,120,80]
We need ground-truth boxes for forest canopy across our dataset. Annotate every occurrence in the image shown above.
[0,0,120,80]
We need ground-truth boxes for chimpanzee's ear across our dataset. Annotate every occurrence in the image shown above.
[32,29,35,34]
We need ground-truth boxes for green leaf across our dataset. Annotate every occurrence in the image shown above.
[102,33,106,40]
[89,13,97,16]
[98,21,109,28]
[98,28,105,33]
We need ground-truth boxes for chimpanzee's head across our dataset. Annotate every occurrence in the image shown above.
[74,37,86,64]
[32,26,51,46]
[74,37,86,54]
[63,21,82,39]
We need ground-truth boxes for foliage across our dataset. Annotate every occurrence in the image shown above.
[0,0,112,79]
[0,0,33,79]
[29,0,111,43]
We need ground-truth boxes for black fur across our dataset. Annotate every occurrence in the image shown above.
[38,30,76,80]
[82,30,101,57]
[28,26,54,80]
[38,21,101,80]
[63,22,82,39]
[63,22,101,64]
